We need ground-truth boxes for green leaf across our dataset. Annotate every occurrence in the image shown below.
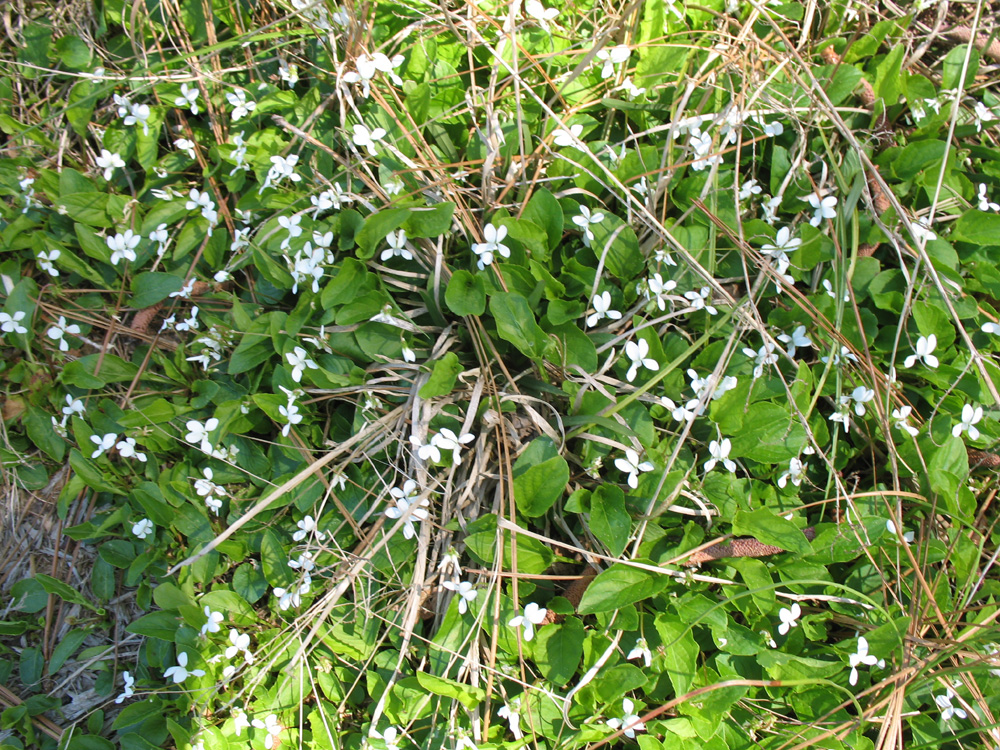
[521,189,564,257]
[58,193,111,227]
[34,573,102,613]
[589,485,630,558]
[732,507,813,556]
[233,563,269,604]
[66,80,96,138]
[728,402,807,462]
[404,202,455,237]
[954,210,1000,245]
[129,272,183,308]
[322,258,374,309]
[69,448,122,495]
[489,292,547,358]
[355,208,409,260]
[19,647,43,686]
[534,617,584,687]
[260,529,291,587]
[24,405,65,461]
[125,610,180,641]
[54,35,92,69]
[592,219,643,280]
[941,44,979,90]
[415,672,486,709]
[48,629,88,675]
[445,269,486,316]
[419,352,463,398]
[62,354,140,389]
[654,614,698,697]
[498,217,548,257]
[577,563,669,614]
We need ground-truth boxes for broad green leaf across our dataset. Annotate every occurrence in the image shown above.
[465,527,555,574]
[490,292,547,358]
[521,189,563,256]
[260,529,292,587]
[592,219,643,280]
[654,614,698,697]
[233,563,269,604]
[129,272,183,308]
[404,202,455,237]
[125,611,180,641]
[513,455,568,517]
[589,485,630,558]
[20,647,43,686]
[498,217,547,257]
[731,507,813,556]
[34,574,101,613]
[69,449,122,495]
[727,402,807,462]
[322,258,375,308]
[534,617,584,686]
[445,269,486,316]
[419,352,463,398]
[48,629,88,675]
[66,79,96,137]
[58,193,111,227]
[54,35,92,69]
[416,672,486,708]
[577,563,669,614]
[24,405,65,461]
[941,44,979,90]
[62,354,140,389]
[355,208,409,260]
[953,210,1000,245]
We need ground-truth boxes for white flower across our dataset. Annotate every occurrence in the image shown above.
[384,495,430,540]
[390,479,419,505]
[232,708,252,737]
[891,406,919,437]
[586,291,622,328]
[293,515,326,542]
[251,713,282,749]
[704,438,736,473]
[116,437,147,463]
[381,230,413,261]
[132,518,153,540]
[525,0,558,30]
[738,178,762,202]
[200,605,224,636]
[684,287,718,315]
[903,334,938,369]
[640,272,676,312]
[972,101,996,132]
[401,344,416,363]
[623,338,658,382]
[431,428,475,465]
[626,637,652,668]
[185,417,219,451]
[982,321,1000,335]
[850,386,875,416]
[822,278,850,302]
[508,602,547,641]
[115,671,134,703]
[606,698,645,738]
[286,346,318,382]
[614,448,655,489]
[279,400,302,437]
[273,577,311,611]
[471,223,510,270]
[618,77,646,100]
[442,580,477,614]
[572,205,605,247]
[552,123,582,146]
[742,341,778,379]
[977,183,1000,212]
[803,192,838,226]
[107,229,141,265]
[46,316,82,352]
[174,82,200,114]
[848,636,879,686]
[821,345,859,366]
[226,89,256,120]
[829,396,852,433]
[776,602,801,636]
[410,433,440,463]
[776,325,811,358]
[953,403,983,440]
[224,628,253,662]
[122,102,150,135]
[36,248,60,277]
[63,395,85,417]
[934,689,967,721]
[595,45,631,79]
[369,726,402,750]
[95,149,126,180]
[0,311,27,335]
[91,432,118,458]
[777,457,807,488]
[886,519,915,544]
[352,123,387,155]
[909,217,936,243]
